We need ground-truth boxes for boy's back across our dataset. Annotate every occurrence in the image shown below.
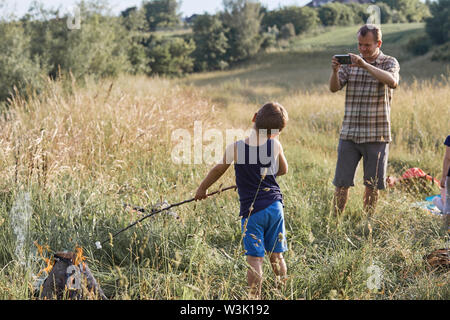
[234,138,283,219]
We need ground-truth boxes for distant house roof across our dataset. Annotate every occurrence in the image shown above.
[183,14,199,24]
[306,0,374,7]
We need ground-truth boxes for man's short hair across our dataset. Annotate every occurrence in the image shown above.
[255,102,288,135]
[358,24,382,43]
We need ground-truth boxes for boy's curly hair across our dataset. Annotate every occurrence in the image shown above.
[254,102,288,136]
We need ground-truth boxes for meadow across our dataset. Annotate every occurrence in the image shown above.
[0,23,449,300]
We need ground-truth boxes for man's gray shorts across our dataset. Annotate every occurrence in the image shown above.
[333,139,389,190]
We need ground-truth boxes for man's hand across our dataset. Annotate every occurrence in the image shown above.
[349,53,398,88]
[349,53,368,69]
[331,56,341,73]
[195,187,207,201]
[441,176,446,189]
[330,56,342,92]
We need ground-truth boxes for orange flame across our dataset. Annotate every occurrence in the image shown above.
[34,241,54,277]
[74,246,86,267]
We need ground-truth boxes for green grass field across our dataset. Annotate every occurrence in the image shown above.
[0,23,449,300]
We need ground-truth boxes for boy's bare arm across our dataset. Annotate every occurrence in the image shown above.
[275,140,288,176]
[195,143,235,200]
[195,163,231,200]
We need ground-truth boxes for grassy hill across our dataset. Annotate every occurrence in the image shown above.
[183,23,450,105]
[0,23,448,300]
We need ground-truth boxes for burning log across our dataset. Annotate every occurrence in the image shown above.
[40,248,107,300]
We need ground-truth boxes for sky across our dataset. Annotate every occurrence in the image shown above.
[3,0,311,18]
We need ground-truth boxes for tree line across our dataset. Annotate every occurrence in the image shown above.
[0,0,447,102]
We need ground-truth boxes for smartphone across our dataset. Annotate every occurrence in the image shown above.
[334,54,352,65]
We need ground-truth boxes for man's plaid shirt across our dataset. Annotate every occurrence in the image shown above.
[338,51,400,144]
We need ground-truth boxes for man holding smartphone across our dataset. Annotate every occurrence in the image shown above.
[329,24,400,216]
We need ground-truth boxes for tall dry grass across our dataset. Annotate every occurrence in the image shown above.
[0,74,216,191]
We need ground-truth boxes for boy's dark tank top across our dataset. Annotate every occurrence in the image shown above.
[234,139,283,219]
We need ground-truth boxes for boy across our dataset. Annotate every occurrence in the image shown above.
[195,102,289,299]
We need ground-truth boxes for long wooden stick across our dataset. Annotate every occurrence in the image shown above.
[97,185,237,248]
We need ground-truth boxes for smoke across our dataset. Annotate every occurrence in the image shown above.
[10,191,33,266]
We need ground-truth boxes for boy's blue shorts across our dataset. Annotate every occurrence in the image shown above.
[241,200,288,257]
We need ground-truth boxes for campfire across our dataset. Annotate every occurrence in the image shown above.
[35,243,107,300]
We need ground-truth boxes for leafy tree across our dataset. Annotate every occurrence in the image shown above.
[146,36,195,76]
[376,2,394,24]
[425,0,450,44]
[120,7,151,74]
[0,20,42,101]
[262,6,319,35]
[120,6,149,32]
[192,14,229,71]
[292,6,320,34]
[20,2,131,80]
[346,3,370,25]
[54,9,131,79]
[279,23,296,40]
[143,0,181,31]
[318,3,355,26]
[221,0,264,63]
[378,0,431,22]
[127,35,152,75]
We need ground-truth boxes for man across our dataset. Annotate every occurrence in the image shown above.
[329,24,400,216]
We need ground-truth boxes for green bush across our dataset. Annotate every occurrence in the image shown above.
[260,25,278,50]
[406,35,432,55]
[0,21,42,101]
[431,42,450,61]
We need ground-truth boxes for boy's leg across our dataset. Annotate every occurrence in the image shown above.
[241,214,265,299]
[269,252,287,286]
[264,201,288,289]
[246,256,263,300]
